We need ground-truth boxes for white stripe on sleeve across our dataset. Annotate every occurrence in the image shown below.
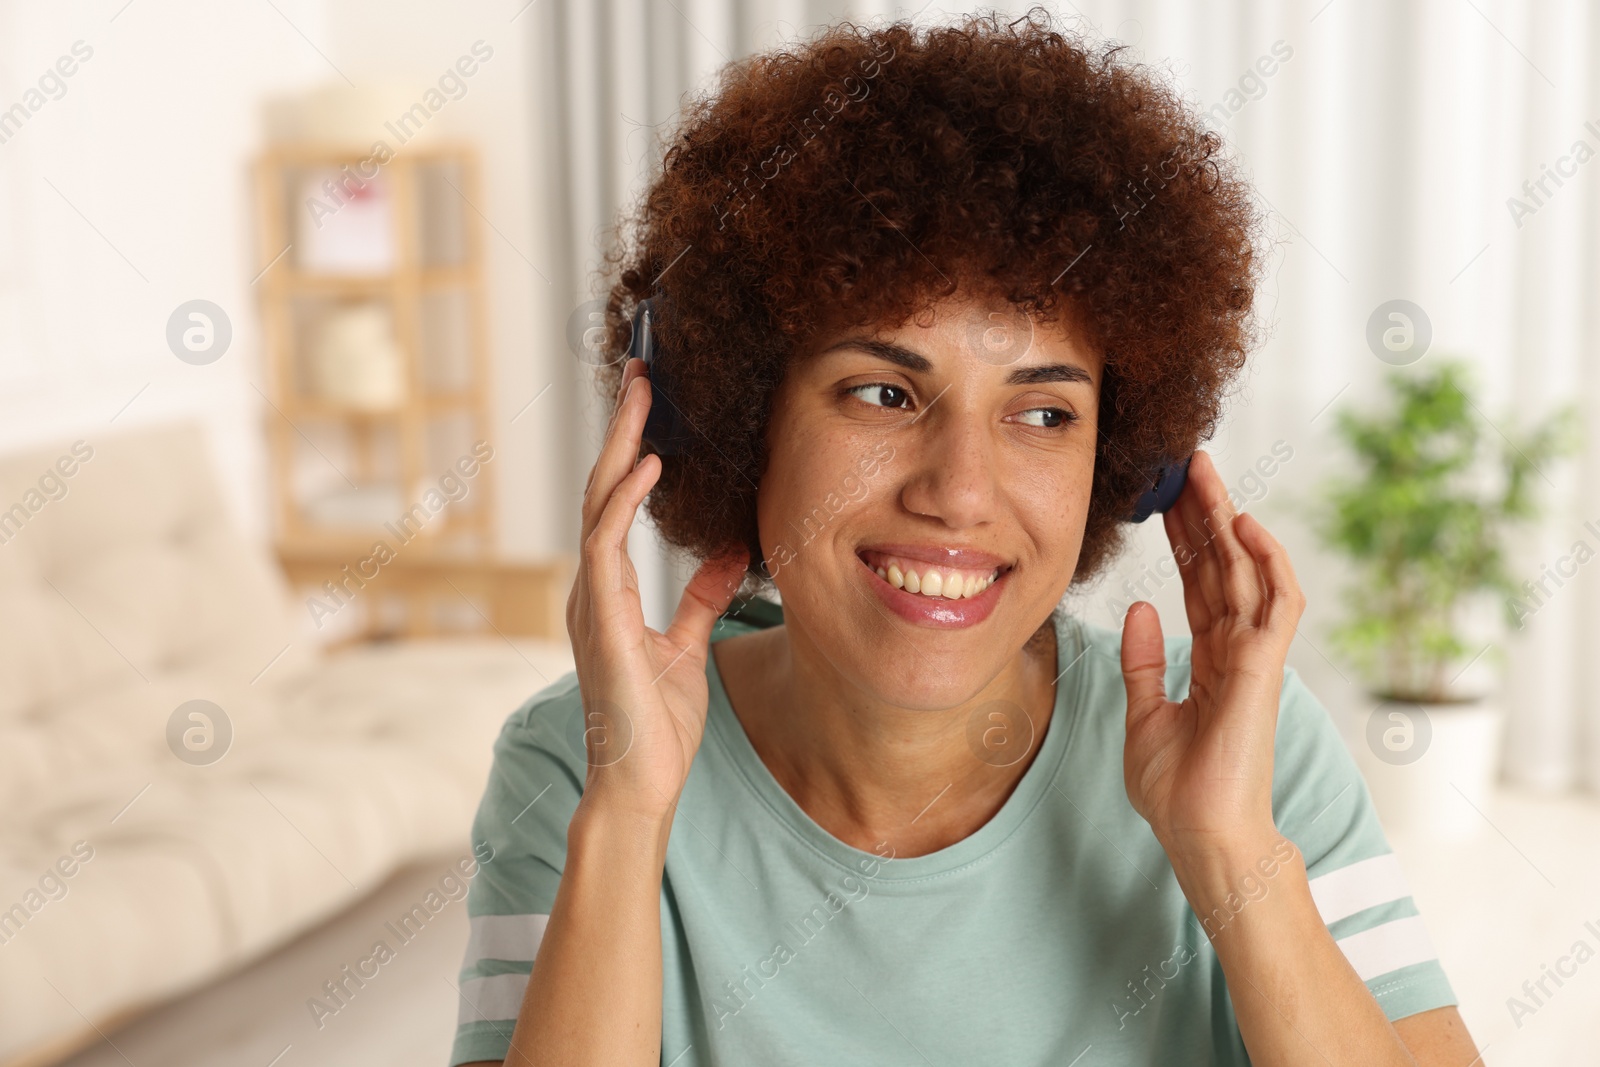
[1307,853,1411,924]
[1334,915,1440,982]
[465,913,550,963]
[457,972,531,1025]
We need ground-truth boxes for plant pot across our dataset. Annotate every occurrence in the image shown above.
[1349,697,1504,842]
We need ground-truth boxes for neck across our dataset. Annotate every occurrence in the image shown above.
[712,618,1059,859]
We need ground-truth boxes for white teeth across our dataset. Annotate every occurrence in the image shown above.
[871,557,1000,600]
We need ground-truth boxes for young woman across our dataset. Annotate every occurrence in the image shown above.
[453,11,1480,1065]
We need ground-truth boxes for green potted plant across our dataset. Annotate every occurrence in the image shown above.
[1316,356,1579,838]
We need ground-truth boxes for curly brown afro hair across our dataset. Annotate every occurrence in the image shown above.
[593,6,1266,588]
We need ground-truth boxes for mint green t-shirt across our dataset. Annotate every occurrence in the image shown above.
[449,607,1457,1065]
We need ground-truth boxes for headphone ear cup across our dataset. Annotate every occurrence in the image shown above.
[629,297,655,364]
[631,297,689,456]
[1125,454,1191,522]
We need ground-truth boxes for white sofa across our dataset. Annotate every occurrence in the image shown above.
[0,422,573,1066]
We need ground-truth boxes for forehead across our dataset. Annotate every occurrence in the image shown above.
[815,287,1104,384]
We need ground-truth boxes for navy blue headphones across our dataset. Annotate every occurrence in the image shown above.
[629,298,696,457]
[628,296,1189,523]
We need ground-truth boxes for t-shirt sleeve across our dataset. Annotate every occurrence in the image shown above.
[1270,666,1459,1022]
[449,674,587,1066]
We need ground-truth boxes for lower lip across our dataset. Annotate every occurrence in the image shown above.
[858,555,1006,629]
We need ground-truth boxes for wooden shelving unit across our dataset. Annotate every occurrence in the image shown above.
[254,142,568,642]
[255,143,495,555]
[274,546,568,649]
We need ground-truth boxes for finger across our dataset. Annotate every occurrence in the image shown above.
[663,548,750,657]
[1163,503,1214,635]
[585,452,662,603]
[1172,455,1227,623]
[621,355,645,383]
[587,359,646,491]
[1120,601,1170,731]
[581,374,652,539]
[1234,511,1306,639]
[587,369,643,508]
[600,358,648,450]
[1187,451,1261,622]
[604,355,643,428]
[1196,447,1267,617]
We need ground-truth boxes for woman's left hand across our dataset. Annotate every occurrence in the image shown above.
[1118,449,1307,860]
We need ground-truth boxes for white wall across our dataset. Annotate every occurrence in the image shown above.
[0,1,310,535]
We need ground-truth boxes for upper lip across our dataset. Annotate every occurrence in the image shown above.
[855,542,1011,571]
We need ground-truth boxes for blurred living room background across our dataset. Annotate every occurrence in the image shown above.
[1,0,1597,1064]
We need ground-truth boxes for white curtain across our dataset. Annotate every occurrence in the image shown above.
[527,0,1600,794]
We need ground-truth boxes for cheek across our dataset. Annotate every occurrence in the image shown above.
[1008,438,1095,564]
[758,428,813,518]
[1015,450,1085,500]
[756,426,860,551]
[757,425,894,589]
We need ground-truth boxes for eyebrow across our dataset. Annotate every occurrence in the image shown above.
[821,338,1094,387]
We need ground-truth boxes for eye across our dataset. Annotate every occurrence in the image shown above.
[847,383,912,409]
[1012,407,1078,429]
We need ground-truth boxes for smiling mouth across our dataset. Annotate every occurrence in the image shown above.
[856,550,1011,601]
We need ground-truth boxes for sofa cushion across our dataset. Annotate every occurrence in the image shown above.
[0,423,309,719]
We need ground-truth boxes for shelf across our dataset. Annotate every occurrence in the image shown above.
[275,545,572,640]
[274,392,480,421]
[260,141,478,166]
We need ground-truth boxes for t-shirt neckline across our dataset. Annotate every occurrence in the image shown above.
[704,612,1090,883]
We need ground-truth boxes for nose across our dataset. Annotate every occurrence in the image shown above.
[897,397,1001,529]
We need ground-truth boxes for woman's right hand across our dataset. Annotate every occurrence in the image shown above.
[565,356,748,825]
[505,360,742,1067]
